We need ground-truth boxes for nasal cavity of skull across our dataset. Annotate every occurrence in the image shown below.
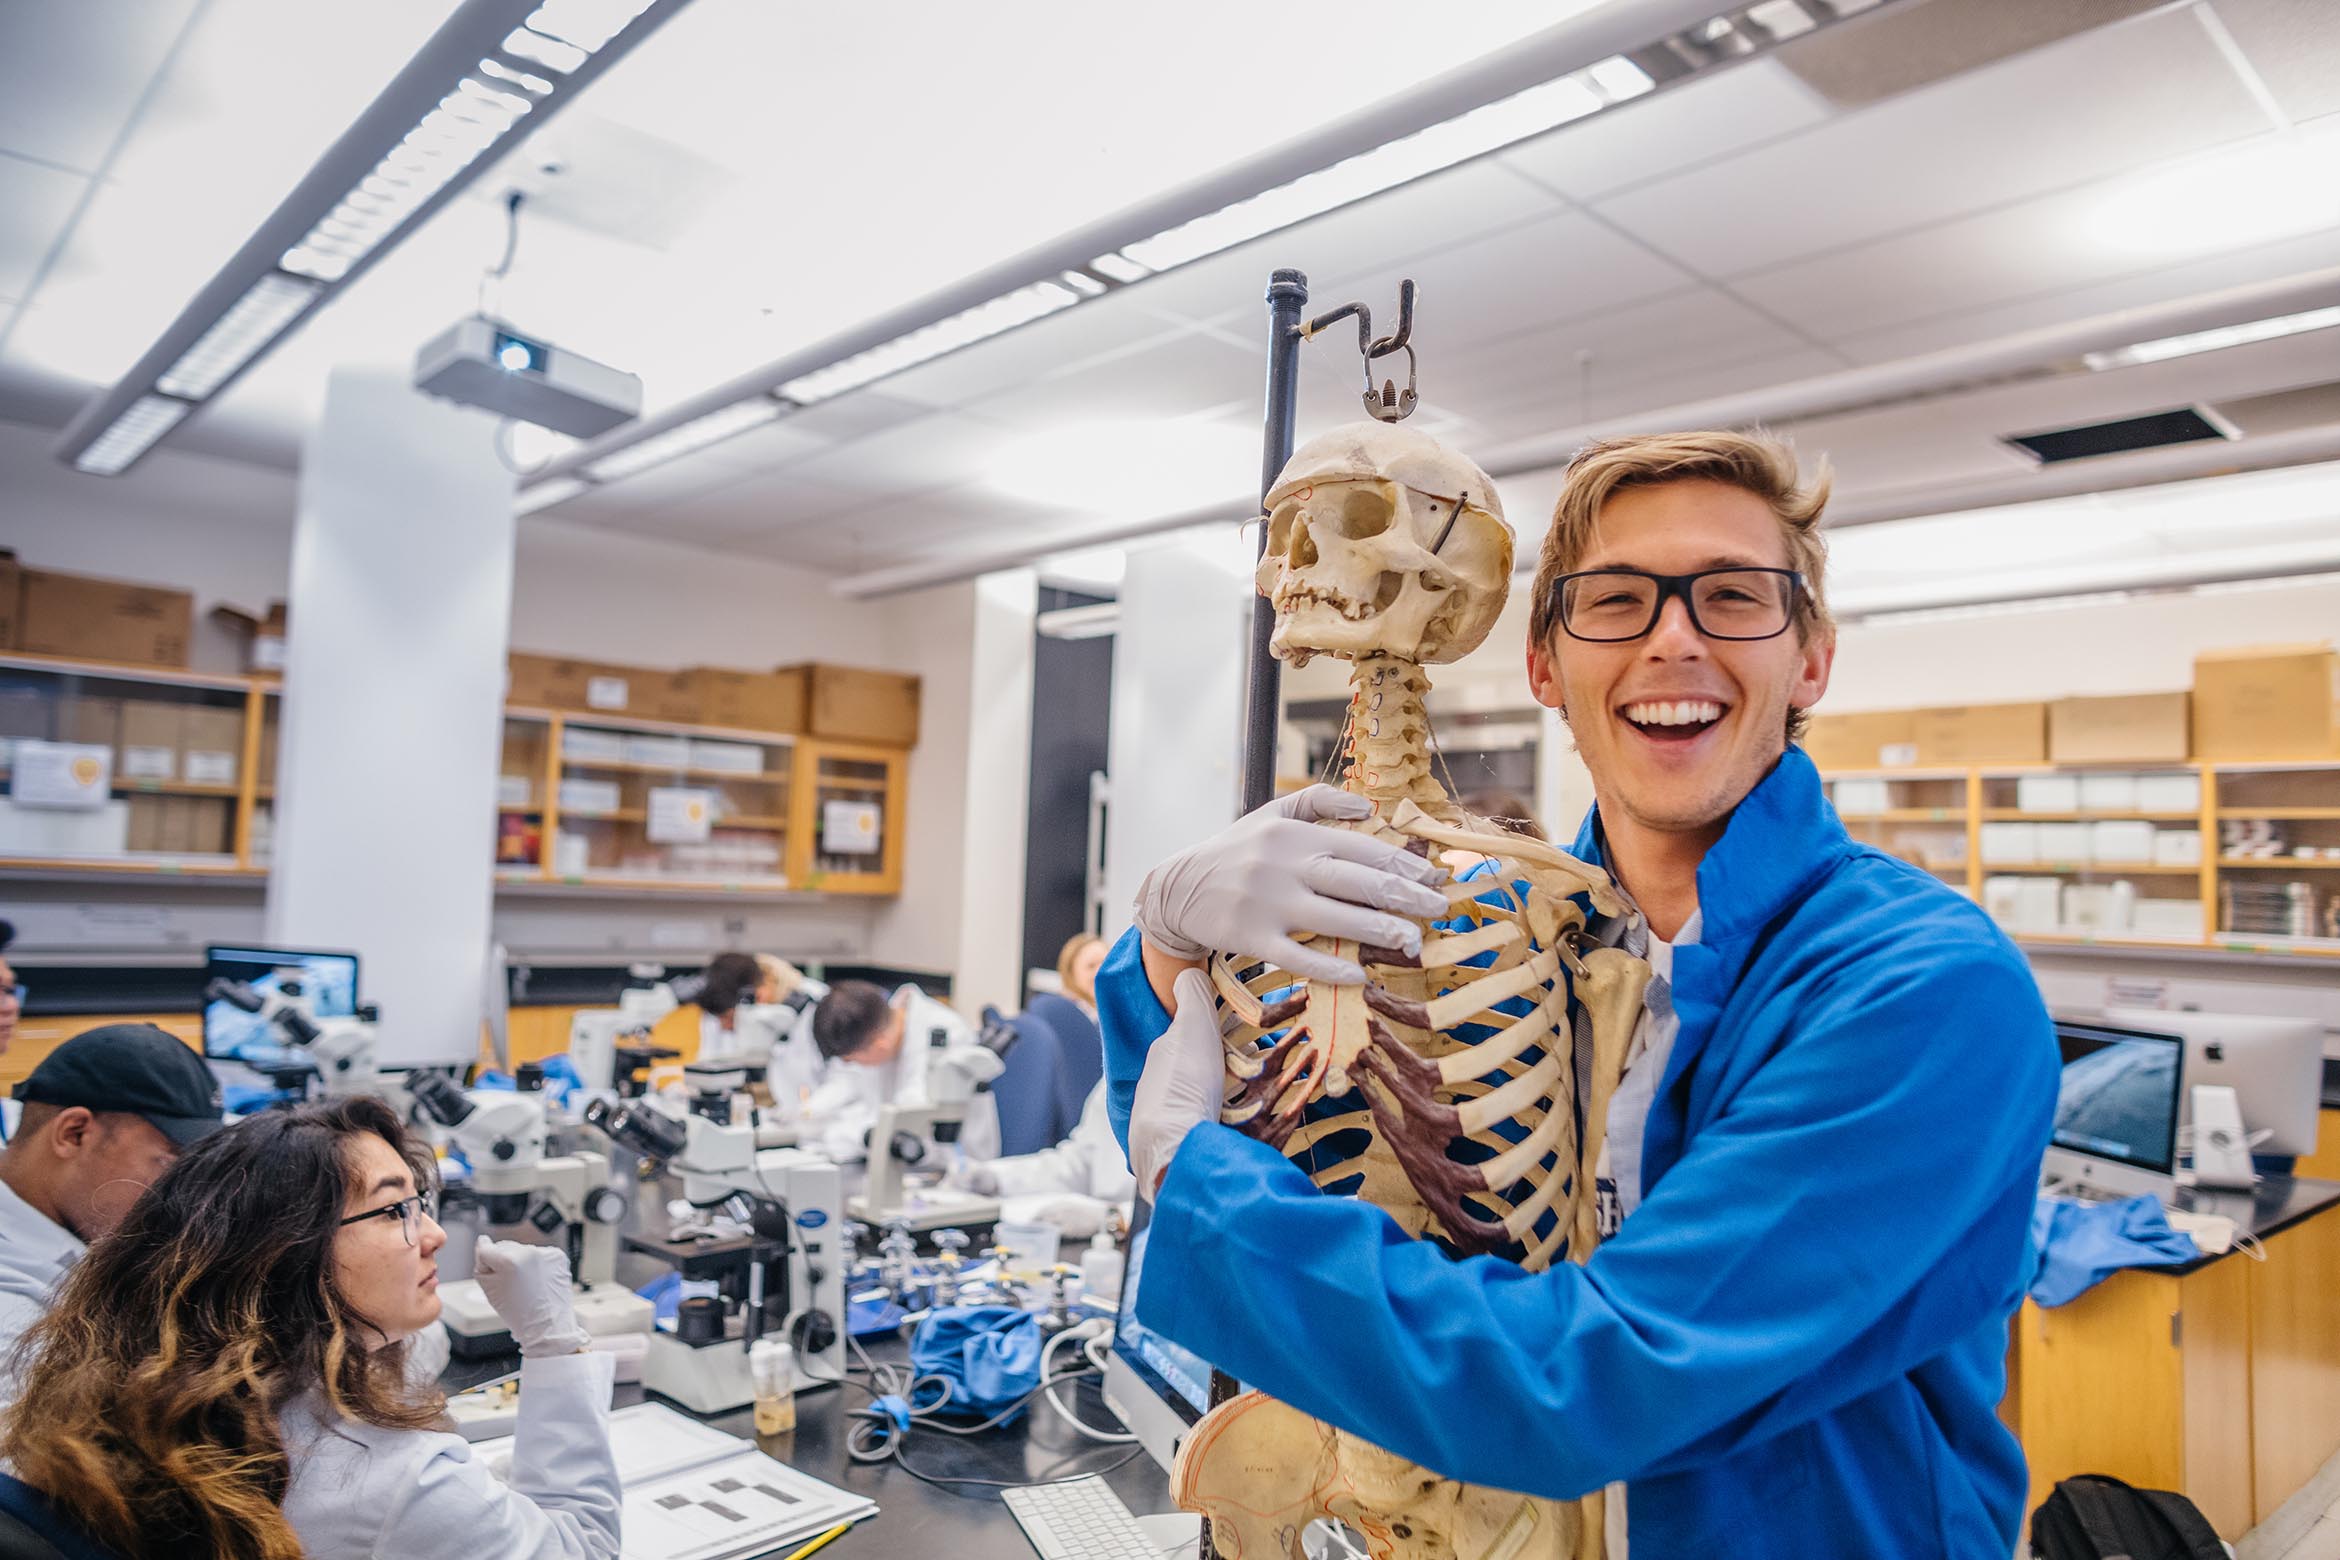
[1271,508,1319,569]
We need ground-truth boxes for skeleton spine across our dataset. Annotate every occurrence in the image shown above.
[1344,653,1451,817]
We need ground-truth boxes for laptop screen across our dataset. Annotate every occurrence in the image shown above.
[1111,1195,1211,1424]
[2052,1019,2184,1175]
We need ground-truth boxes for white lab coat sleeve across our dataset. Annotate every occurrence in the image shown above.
[403,1320,452,1387]
[979,1085,1133,1200]
[374,1352,621,1560]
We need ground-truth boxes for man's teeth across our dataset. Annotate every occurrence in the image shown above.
[1623,700,1725,726]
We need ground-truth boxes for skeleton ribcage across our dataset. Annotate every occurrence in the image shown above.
[1208,803,1650,1275]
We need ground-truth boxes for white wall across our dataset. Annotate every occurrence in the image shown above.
[867,580,979,977]
[947,570,1038,1013]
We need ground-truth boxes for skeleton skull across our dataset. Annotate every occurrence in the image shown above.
[1257,422,1512,668]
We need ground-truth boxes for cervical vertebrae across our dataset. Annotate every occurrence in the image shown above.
[1172,423,1653,1560]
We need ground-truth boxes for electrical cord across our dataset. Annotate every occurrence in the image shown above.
[1039,1321,1136,1444]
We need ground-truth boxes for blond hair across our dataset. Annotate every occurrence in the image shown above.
[1528,430,1835,652]
[1055,932,1105,1005]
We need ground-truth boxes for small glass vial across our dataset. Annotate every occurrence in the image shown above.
[749,1338,796,1436]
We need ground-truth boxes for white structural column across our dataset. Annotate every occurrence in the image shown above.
[1101,528,1254,940]
[267,369,515,1066]
[951,568,1038,1016]
[1537,705,1596,848]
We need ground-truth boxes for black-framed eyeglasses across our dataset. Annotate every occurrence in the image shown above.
[338,1191,438,1247]
[1553,567,1807,643]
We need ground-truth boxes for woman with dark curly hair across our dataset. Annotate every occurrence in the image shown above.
[0,1095,620,1559]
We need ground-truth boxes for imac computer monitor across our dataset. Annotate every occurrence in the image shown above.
[1102,1194,1215,1474]
[2044,1019,2184,1201]
[203,945,360,1062]
[2103,1007,2324,1158]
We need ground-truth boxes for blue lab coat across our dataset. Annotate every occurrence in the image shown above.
[1098,746,2058,1558]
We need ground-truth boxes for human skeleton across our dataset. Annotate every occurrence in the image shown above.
[1169,423,1652,1560]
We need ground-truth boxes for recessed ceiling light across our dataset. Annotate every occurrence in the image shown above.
[2090,130,2340,257]
[989,419,1259,515]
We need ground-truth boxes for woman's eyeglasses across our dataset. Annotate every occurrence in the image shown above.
[338,1191,439,1247]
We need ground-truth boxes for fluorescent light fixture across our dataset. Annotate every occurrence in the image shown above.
[989,417,1260,514]
[2084,305,2340,371]
[580,397,784,481]
[545,0,1871,500]
[155,273,321,398]
[55,0,695,477]
[516,475,592,514]
[780,281,1082,404]
[73,396,192,476]
[2091,129,2340,258]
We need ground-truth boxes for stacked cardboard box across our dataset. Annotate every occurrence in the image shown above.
[13,567,193,667]
[2193,644,2339,759]
[778,663,920,746]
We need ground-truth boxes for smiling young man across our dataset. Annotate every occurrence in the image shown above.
[1097,431,2060,1559]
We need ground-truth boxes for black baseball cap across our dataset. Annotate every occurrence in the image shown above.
[14,1023,226,1148]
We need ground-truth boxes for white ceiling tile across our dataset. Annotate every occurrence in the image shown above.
[1827,225,2340,364]
[0,0,198,173]
[784,410,1018,498]
[0,154,87,303]
[1305,208,1698,355]
[1729,159,2340,342]
[970,328,1258,431]
[877,287,1189,410]
[2209,0,2340,124]
[1593,9,2269,278]
[1499,60,1833,204]
[716,416,832,472]
[778,389,932,443]
[1123,160,1564,331]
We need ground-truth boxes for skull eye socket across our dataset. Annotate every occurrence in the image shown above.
[1327,483,1395,540]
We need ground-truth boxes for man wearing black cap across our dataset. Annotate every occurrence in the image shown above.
[0,1023,225,1382]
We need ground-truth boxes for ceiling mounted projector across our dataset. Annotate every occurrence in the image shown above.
[413,316,641,438]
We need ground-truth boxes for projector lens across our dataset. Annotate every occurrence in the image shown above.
[494,332,544,373]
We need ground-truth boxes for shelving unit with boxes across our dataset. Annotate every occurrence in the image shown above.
[0,639,919,900]
[1808,645,2339,959]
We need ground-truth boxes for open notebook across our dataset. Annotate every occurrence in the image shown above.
[475,1402,878,1560]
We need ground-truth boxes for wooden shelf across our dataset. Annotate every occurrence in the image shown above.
[2013,932,2215,953]
[2216,808,2340,820]
[1982,862,2202,875]
[1838,808,1965,822]
[0,854,251,877]
[0,649,256,692]
[1980,810,2199,822]
[515,705,805,746]
[557,758,789,783]
[111,779,242,798]
[2219,857,2340,871]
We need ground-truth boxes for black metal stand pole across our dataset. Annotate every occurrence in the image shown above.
[1241,268,1309,814]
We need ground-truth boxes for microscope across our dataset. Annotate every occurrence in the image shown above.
[585,1088,847,1414]
[844,1019,1011,1233]
[408,1072,655,1357]
[566,966,705,1095]
[203,975,382,1098]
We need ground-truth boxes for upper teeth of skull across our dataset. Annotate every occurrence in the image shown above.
[1278,582,1369,621]
[1624,700,1724,726]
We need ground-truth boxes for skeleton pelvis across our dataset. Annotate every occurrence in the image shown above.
[1174,1390,1587,1560]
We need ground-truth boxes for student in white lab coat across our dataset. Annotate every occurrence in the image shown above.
[696,952,829,1114]
[0,1095,619,1560]
[950,1079,1136,1236]
[802,980,1001,1164]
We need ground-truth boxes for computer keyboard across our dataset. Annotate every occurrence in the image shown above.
[1003,1475,1159,1560]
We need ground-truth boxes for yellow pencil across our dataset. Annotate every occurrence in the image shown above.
[777,1520,854,1560]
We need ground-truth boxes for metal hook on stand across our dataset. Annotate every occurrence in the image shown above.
[1297,278,1419,421]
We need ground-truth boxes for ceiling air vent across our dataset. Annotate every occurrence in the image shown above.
[2004,405,2236,464]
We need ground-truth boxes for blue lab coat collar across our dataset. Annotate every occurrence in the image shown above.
[1566,743,1853,948]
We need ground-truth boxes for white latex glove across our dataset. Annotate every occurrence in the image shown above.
[1133,784,1450,985]
[471,1236,590,1358]
[1130,969,1230,1197]
[947,1159,1002,1196]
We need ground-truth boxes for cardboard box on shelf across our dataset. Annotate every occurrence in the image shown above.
[777,664,920,747]
[209,601,287,673]
[2034,822,2093,861]
[126,794,167,853]
[2132,899,2206,940]
[1800,709,1917,771]
[508,655,633,714]
[2153,829,2203,867]
[621,734,691,769]
[558,725,626,763]
[55,696,122,753]
[16,568,193,668]
[2088,820,2156,864]
[685,668,805,734]
[184,797,233,855]
[2192,643,2340,759]
[1832,778,1893,814]
[179,705,243,787]
[117,700,183,783]
[1912,703,2048,766]
[155,795,191,854]
[557,778,622,815]
[634,670,700,725]
[2076,773,2140,813]
[2135,773,2203,813]
[687,738,768,775]
[2016,776,2081,812]
[1980,823,2039,864]
[0,797,130,858]
[496,773,534,808]
[2049,692,2190,764]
